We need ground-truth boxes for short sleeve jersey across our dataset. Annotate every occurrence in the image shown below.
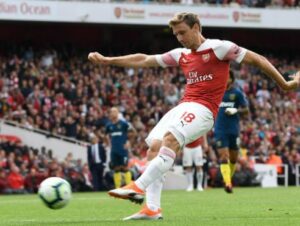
[155,39,247,118]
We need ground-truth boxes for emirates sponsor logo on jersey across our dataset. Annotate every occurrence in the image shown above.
[187,72,213,85]
[202,53,210,62]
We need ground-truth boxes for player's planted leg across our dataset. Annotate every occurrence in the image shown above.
[123,204,163,221]
[124,141,165,220]
[123,177,164,220]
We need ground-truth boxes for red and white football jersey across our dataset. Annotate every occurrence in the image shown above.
[155,39,247,118]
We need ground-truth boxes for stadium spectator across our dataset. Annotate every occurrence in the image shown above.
[24,168,46,193]
[266,149,283,174]
[79,163,94,191]
[87,135,107,191]
[6,164,26,194]
[0,168,8,194]
[0,149,7,168]
[232,159,258,187]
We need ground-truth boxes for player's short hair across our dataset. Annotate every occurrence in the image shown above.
[169,12,202,32]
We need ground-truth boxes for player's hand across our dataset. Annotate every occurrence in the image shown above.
[225,108,238,115]
[289,71,300,88]
[88,52,110,65]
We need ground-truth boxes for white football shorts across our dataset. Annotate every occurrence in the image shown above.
[182,145,204,167]
[145,102,214,148]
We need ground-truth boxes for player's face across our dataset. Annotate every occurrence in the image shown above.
[172,22,199,49]
[110,108,119,120]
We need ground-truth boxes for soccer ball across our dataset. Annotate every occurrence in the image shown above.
[38,177,72,209]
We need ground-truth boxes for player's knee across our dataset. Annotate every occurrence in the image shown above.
[147,140,161,160]
[196,166,203,172]
[219,154,229,164]
[120,168,129,173]
[184,167,193,172]
[112,165,122,171]
[162,132,180,153]
[147,148,158,161]
[229,156,238,164]
[218,149,229,161]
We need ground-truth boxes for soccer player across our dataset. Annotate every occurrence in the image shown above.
[106,107,132,188]
[88,12,300,220]
[183,135,208,192]
[214,71,249,193]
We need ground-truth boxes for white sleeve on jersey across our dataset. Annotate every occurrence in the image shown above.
[213,40,247,63]
[155,48,186,68]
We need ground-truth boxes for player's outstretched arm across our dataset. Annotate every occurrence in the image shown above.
[88,52,160,68]
[242,50,300,91]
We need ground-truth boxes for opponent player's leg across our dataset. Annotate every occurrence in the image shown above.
[120,155,132,186]
[113,169,122,188]
[228,134,240,179]
[216,134,233,193]
[111,154,122,188]
[229,149,238,178]
[183,146,194,192]
[218,147,232,192]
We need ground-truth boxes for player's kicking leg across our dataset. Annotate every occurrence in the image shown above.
[226,149,238,193]
[108,181,145,204]
[218,147,233,193]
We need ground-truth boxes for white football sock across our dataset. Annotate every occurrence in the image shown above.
[186,171,193,188]
[196,171,203,188]
[135,146,175,191]
[146,176,164,211]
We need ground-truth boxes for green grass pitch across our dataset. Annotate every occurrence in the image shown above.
[0,187,300,226]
